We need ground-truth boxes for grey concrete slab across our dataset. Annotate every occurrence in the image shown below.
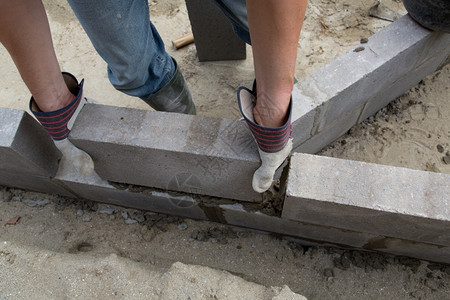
[291,15,450,151]
[0,170,74,197]
[185,0,246,61]
[283,153,450,247]
[220,204,450,264]
[294,103,364,154]
[69,104,262,202]
[0,108,61,177]
[53,152,208,220]
[359,51,449,122]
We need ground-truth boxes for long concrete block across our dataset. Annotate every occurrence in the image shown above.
[52,153,208,220]
[292,15,450,153]
[0,108,61,177]
[282,153,450,247]
[69,104,262,202]
[0,170,73,197]
[220,204,450,264]
[185,0,246,61]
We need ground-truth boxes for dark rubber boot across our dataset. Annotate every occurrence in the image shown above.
[141,58,196,115]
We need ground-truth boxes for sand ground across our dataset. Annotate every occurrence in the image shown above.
[0,0,449,299]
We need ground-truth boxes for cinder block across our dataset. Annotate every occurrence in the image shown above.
[0,170,74,197]
[291,15,450,151]
[185,0,246,61]
[283,153,450,247]
[0,108,61,177]
[69,104,262,202]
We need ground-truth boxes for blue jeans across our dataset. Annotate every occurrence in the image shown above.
[67,0,249,99]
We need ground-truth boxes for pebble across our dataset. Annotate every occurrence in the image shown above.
[360,37,368,44]
[443,155,450,165]
[98,205,116,215]
[125,218,138,225]
[82,216,92,222]
[24,198,50,207]
[437,144,444,153]
[353,46,365,52]
[76,209,84,217]
[178,223,188,230]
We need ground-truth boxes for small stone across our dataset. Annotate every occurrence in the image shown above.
[121,211,129,219]
[76,209,84,217]
[360,37,368,44]
[24,198,50,207]
[436,144,444,153]
[353,46,365,52]
[98,205,116,215]
[178,223,188,230]
[82,216,92,222]
[129,211,145,223]
[443,155,450,165]
[125,218,138,225]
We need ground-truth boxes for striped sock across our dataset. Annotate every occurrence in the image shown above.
[237,86,292,153]
[30,73,86,141]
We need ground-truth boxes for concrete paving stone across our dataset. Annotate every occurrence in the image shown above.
[53,144,208,220]
[220,203,449,264]
[0,108,61,177]
[69,104,262,202]
[291,15,449,152]
[219,203,376,248]
[58,179,208,221]
[283,153,450,247]
[320,17,449,126]
[293,103,364,154]
[361,236,450,264]
[0,170,74,197]
[290,85,315,148]
[359,51,450,122]
[185,0,246,61]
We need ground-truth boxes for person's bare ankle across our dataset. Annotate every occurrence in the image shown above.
[35,89,75,112]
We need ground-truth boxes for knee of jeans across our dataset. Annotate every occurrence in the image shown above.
[108,63,149,91]
[108,55,174,96]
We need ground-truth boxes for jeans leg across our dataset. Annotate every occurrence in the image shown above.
[213,0,251,44]
[67,0,174,99]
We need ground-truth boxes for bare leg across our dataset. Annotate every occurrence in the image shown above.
[0,0,74,112]
[247,0,307,127]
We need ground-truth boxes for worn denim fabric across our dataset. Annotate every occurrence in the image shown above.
[67,0,249,98]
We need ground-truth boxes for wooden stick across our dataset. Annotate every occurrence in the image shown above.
[172,32,194,49]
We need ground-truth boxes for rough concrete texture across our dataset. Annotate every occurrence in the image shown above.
[283,153,450,247]
[0,170,73,197]
[52,142,208,220]
[291,15,450,153]
[0,108,61,177]
[185,0,246,61]
[220,204,450,264]
[69,104,262,202]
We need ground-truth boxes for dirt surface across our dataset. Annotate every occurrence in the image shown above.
[0,0,449,299]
